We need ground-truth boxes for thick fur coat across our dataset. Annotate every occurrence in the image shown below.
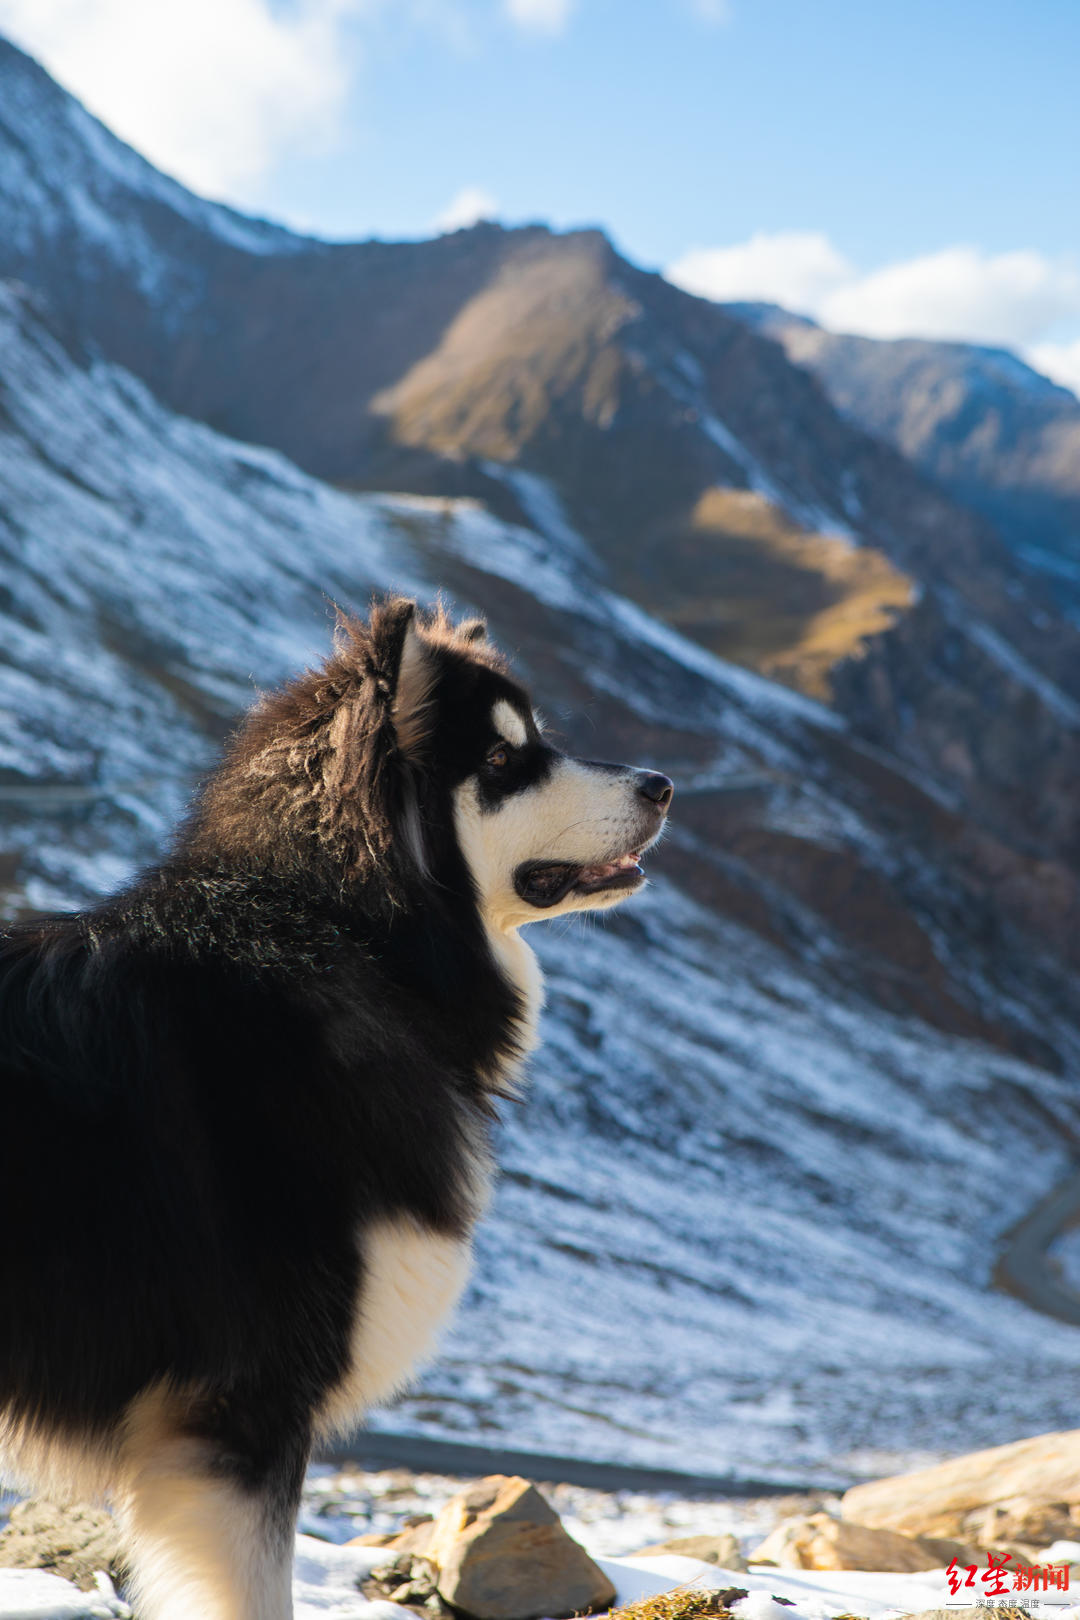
[0,599,671,1619]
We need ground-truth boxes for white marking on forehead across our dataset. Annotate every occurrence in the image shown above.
[492,699,527,748]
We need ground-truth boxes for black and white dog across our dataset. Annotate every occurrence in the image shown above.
[0,598,672,1619]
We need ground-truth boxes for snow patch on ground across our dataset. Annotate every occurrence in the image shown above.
[481,462,601,571]
[0,1568,128,1618]
[1048,1226,1080,1293]
[0,1540,1011,1620]
[962,614,1080,728]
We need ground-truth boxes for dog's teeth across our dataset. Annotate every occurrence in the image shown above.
[576,852,644,886]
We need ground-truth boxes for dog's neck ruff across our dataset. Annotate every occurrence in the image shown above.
[483,926,544,1092]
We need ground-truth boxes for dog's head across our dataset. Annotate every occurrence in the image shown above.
[375,600,672,932]
[196,597,672,931]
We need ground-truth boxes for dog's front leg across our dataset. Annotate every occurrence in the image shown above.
[114,1398,308,1620]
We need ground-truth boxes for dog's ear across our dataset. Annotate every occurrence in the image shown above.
[393,623,437,763]
[374,602,436,765]
[371,602,436,877]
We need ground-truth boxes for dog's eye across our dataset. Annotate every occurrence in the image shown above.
[487,744,510,770]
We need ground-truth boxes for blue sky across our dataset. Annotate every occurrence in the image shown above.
[274,0,1080,267]
[2,0,1079,386]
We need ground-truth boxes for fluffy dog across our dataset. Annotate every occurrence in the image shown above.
[0,598,672,1619]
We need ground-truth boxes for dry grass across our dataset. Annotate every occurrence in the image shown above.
[638,487,914,701]
[601,1584,872,1620]
[602,1584,750,1620]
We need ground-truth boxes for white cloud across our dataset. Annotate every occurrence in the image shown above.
[1027,339,1080,401]
[433,185,498,233]
[667,231,1080,353]
[820,246,1080,346]
[0,0,366,200]
[505,0,573,35]
[668,231,853,314]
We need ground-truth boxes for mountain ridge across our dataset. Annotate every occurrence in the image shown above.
[729,300,1080,610]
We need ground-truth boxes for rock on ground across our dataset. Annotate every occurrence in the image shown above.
[841,1428,1080,1546]
[424,1474,616,1620]
[626,1534,747,1568]
[0,1501,125,1594]
[749,1513,973,1572]
[363,1551,453,1616]
[349,1516,437,1558]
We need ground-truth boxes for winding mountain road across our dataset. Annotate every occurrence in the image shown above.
[994,1169,1080,1327]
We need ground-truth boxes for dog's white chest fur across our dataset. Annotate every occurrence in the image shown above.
[317,935,542,1438]
[316,1218,475,1438]
[488,929,545,1084]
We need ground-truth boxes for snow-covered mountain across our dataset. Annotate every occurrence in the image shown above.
[5,275,1080,1485]
[3,33,1080,888]
[0,36,298,288]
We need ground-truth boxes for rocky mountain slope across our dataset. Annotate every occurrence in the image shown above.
[731,303,1080,610]
[3,34,1080,888]
[5,275,1080,1483]
[3,36,1080,1482]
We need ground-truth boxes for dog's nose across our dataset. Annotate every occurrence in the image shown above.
[637,771,674,810]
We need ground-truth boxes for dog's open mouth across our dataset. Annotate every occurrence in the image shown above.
[514,850,646,908]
